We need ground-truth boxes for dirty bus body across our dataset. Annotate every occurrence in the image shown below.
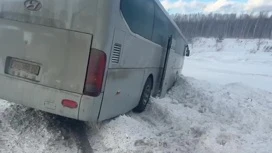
[0,0,188,122]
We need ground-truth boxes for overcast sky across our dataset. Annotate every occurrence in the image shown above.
[160,0,272,14]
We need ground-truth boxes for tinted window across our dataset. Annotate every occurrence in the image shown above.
[121,0,154,40]
[152,5,170,48]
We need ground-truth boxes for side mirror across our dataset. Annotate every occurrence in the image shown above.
[185,45,190,57]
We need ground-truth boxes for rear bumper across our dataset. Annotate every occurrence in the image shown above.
[0,74,102,122]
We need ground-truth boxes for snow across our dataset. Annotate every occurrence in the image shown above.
[1,38,272,153]
[89,77,272,153]
[183,38,272,92]
[0,102,79,153]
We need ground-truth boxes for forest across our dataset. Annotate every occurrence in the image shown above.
[173,12,272,40]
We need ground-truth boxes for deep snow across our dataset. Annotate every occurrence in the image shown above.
[183,38,272,92]
[1,38,272,153]
[0,102,80,153]
[89,77,272,153]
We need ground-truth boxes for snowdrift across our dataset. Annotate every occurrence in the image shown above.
[90,76,272,153]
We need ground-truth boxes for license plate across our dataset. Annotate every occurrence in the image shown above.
[6,57,40,76]
[11,60,40,75]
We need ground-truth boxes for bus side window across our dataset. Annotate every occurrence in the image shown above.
[152,5,169,48]
[120,0,154,40]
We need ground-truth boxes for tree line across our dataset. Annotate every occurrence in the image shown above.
[173,13,272,40]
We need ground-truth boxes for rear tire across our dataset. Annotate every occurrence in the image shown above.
[133,77,153,113]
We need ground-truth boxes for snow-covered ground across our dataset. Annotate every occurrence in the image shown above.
[1,38,272,153]
[183,38,272,92]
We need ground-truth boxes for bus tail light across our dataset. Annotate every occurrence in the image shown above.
[84,48,106,97]
[62,99,78,109]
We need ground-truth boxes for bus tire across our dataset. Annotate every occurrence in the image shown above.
[133,77,153,113]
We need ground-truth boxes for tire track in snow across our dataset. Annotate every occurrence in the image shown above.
[0,103,93,153]
[33,115,94,153]
[69,120,93,153]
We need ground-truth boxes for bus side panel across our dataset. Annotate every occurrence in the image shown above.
[162,49,178,92]
[99,69,145,121]
[98,0,164,120]
[98,0,187,120]
[166,39,186,90]
[173,37,186,70]
[161,36,186,96]
[79,94,104,122]
[99,38,162,121]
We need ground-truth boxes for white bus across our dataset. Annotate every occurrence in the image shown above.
[0,0,189,122]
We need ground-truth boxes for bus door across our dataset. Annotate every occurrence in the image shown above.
[159,36,176,98]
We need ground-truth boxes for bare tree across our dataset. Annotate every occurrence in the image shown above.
[173,12,272,39]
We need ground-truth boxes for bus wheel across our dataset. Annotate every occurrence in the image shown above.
[133,77,153,113]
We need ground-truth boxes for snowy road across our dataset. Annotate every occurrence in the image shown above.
[1,38,272,153]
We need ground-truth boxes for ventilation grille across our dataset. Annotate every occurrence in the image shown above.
[111,43,122,64]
